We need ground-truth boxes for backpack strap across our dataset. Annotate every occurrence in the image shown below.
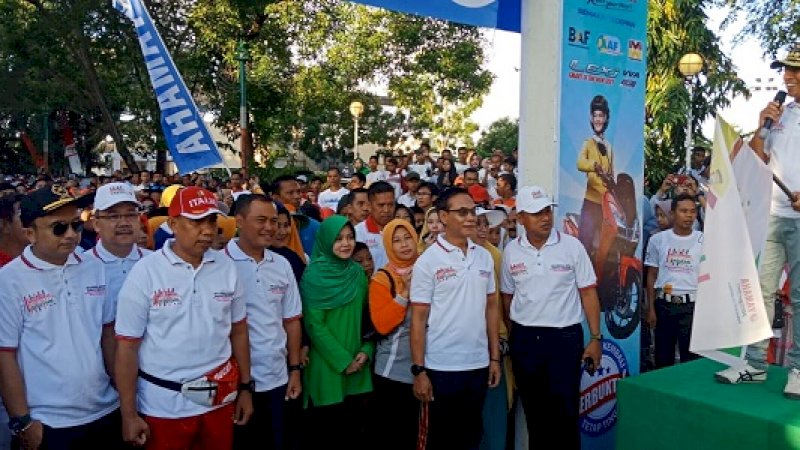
[377,268,396,298]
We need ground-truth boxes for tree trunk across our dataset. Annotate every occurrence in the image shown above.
[156,147,167,174]
[73,35,141,173]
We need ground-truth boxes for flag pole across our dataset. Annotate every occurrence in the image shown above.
[773,174,798,202]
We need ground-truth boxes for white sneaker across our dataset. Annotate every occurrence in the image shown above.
[714,364,767,384]
[784,369,800,399]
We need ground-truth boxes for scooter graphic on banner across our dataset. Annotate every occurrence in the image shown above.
[564,171,642,339]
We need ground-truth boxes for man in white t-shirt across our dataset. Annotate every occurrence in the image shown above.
[115,186,253,450]
[645,194,703,369]
[454,146,470,175]
[397,172,421,208]
[317,168,349,212]
[86,183,151,314]
[354,181,395,272]
[384,157,404,198]
[226,194,302,450]
[365,156,387,187]
[721,45,800,397]
[0,186,123,449]
[500,186,600,450]
[410,188,501,450]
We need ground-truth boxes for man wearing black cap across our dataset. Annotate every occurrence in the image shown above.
[716,43,800,398]
[0,186,124,449]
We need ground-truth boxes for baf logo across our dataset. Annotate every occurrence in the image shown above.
[597,34,621,56]
[452,0,496,6]
[579,339,629,437]
[568,27,591,48]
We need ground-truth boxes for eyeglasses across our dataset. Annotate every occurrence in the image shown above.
[95,212,141,222]
[444,207,477,218]
[50,220,84,236]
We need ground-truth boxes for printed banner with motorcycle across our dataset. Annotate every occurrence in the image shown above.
[556,0,647,448]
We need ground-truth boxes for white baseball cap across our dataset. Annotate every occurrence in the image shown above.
[516,185,557,214]
[476,207,506,228]
[93,182,141,212]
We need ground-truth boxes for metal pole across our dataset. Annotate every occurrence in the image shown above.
[237,40,250,178]
[354,116,359,161]
[685,78,693,171]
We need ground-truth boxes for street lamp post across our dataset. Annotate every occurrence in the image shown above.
[349,101,364,161]
[236,40,251,178]
[679,52,704,171]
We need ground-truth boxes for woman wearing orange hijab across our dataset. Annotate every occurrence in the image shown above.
[369,219,420,450]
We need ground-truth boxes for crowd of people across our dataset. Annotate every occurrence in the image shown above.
[4,55,800,448]
[0,144,607,450]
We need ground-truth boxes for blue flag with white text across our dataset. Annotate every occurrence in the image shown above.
[351,0,521,32]
[113,0,224,174]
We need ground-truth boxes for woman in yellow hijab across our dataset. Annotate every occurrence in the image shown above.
[368,219,420,450]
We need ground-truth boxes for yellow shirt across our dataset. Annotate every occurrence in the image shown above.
[577,137,614,204]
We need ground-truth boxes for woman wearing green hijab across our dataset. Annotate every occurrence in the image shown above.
[300,215,373,447]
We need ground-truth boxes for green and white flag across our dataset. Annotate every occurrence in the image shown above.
[690,116,772,364]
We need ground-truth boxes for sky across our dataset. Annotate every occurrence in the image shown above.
[470,6,787,140]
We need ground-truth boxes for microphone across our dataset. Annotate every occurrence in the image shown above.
[758,90,787,139]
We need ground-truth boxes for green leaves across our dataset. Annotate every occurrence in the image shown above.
[644,0,748,192]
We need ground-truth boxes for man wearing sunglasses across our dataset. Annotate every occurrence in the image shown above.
[410,188,501,450]
[0,185,124,449]
[85,183,151,315]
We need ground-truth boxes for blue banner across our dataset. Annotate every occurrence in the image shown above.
[555,1,648,448]
[350,0,521,32]
[113,0,224,174]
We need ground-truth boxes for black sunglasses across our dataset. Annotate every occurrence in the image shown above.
[50,220,84,237]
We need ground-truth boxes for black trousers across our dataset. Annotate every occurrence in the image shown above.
[425,367,488,450]
[654,299,699,368]
[510,322,584,450]
[305,393,372,450]
[234,384,287,450]
[372,376,418,450]
[11,409,125,450]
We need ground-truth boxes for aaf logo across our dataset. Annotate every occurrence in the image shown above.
[628,39,643,60]
[597,34,621,56]
[580,339,629,437]
[568,27,591,48]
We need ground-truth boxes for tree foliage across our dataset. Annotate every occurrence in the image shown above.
[715,0,800,56]
[0,0,491,174]
[476,117,518,156]
[644,0,748,192]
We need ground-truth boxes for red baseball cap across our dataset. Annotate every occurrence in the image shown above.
[168,186,225,219]
[468,185,490,204]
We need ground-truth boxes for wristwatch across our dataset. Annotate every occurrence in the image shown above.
[238,380,255,393]
[8,414,32,435]
[287,364,304,372]
[410,364,427,376]
[590,333,603,341]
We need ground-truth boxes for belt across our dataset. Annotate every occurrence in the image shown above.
[658,293,694,304]
[138,369,184,392]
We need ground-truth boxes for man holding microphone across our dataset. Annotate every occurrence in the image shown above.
[716,43,800,399]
